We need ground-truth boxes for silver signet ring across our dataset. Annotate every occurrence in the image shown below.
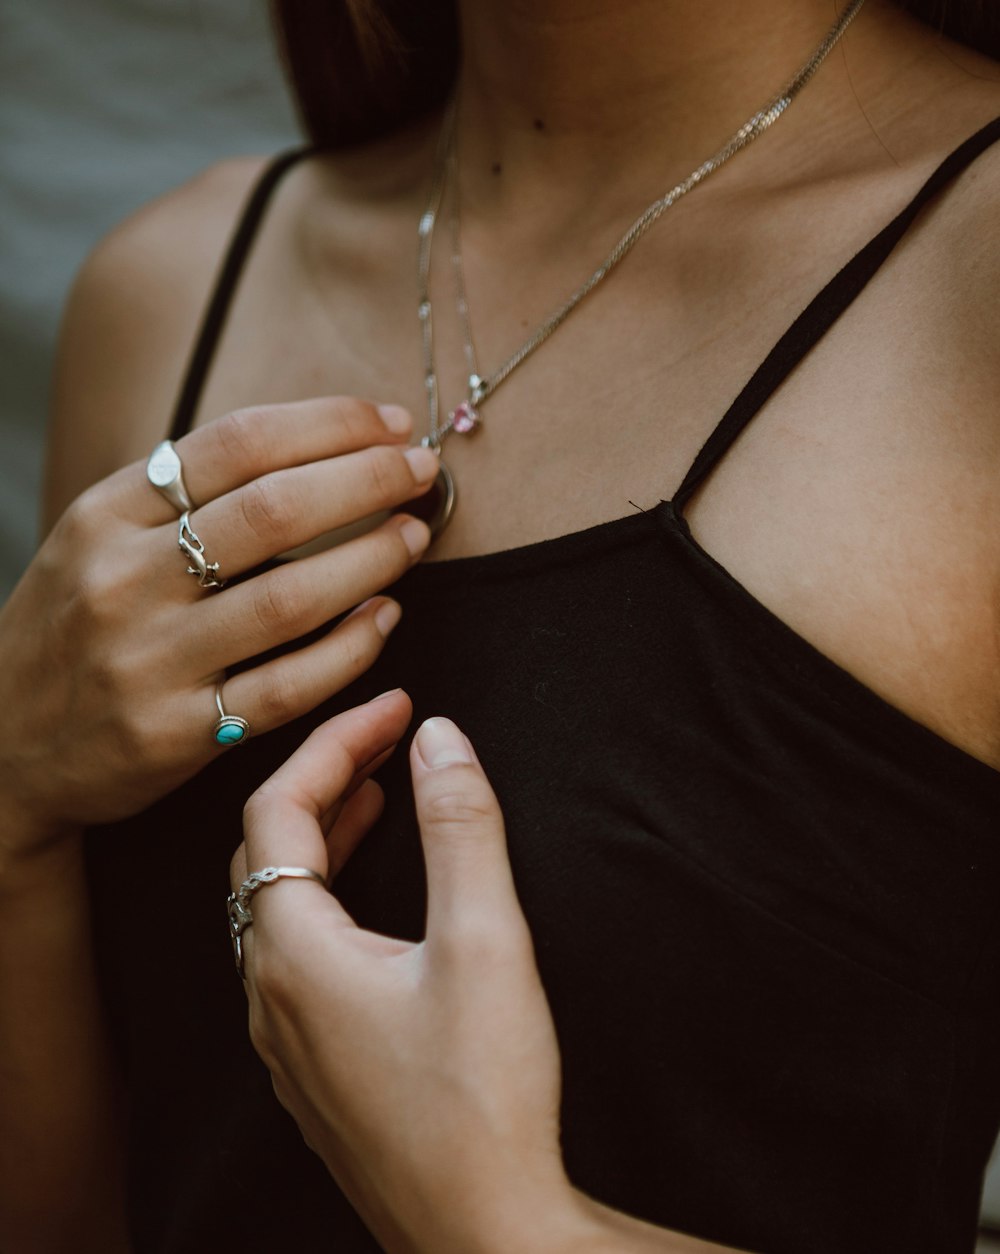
[147,440,194,515]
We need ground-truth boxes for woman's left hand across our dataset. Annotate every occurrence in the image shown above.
[231,692,739,1254]
[230,689,590,1254]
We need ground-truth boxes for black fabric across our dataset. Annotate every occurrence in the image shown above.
[88,119,1000,1254]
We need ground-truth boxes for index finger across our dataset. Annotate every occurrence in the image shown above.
[124,397,414,525]
[241,688,413,874]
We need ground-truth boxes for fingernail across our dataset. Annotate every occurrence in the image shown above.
[404,445,439,483]
[415,717,475,769]
[368,687,403,703]
[377,404,412,435]
[398,516,431,557]
[373,600,402,637]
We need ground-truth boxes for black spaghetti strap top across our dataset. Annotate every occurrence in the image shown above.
[88,119,1000,1254]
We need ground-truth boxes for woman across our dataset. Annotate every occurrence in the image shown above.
[1,0,998,1250]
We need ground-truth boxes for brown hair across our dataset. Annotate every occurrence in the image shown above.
[270,0,457,148]
[269,1,1000,149]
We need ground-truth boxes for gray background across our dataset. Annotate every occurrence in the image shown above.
[0,0,297,599]
[1,0,998,1236]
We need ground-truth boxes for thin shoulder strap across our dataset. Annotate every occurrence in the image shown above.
[167,146,317,441]
[673,115,1000,513]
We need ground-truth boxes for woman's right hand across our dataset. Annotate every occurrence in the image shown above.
[0,396,435,855]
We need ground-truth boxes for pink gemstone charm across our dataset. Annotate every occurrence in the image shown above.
[450,401,480,434]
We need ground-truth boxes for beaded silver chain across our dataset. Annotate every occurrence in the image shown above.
[415,0,866,529]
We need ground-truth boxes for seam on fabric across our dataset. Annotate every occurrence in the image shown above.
[629,814,959,1013]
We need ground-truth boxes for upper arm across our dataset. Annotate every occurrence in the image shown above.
[925,144,1000,759]
[41,156,269,534]
[933,142,1000,381]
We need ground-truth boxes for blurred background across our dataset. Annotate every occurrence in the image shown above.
[0,0,297,600]
[1,0,998,1243]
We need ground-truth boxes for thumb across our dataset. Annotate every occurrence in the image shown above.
[411,717,524,942]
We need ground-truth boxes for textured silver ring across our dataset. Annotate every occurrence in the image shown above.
[146,440,194,515]
[178,511,226,589]
[227,866,325,979]
[213,683,249,748]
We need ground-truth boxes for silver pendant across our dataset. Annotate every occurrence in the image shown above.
[399,460,455,536]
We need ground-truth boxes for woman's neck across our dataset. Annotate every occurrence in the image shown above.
[449,0,981,218]
[455,1,856,181]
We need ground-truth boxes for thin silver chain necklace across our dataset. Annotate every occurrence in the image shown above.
[416,0,866,533]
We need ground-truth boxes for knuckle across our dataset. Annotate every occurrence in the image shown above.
[56,487,125,565]
[248,949,277,999]
[215,407,271,468]
[64,559,127,631]
[247,999,277,1062]
[421,781,497,829]
[335,620,378,678]
[251,574,304,636]
[333,398,382,446]
[88,649,126,712]
[241,785,267,828]
[64,565,108,627]
[59,487,100,541]
[254,670,298,727]
[250,946,298,1017]
[113,699,161,768]
[240,474,292,543]
[242,780,282,831]
[271,1077,298,1125]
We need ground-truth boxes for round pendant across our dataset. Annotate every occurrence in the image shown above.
[398,460,455,536]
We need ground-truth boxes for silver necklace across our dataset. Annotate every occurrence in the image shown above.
[416,0,866,532]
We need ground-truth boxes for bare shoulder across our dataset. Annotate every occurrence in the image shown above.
[906,104,1000,504]
[701,83,1000,770]
[43,155,272,529]
[925,113,1000,352]
[873,37,1000,369]
[878,99,1000,764]
[885,89,1000,463]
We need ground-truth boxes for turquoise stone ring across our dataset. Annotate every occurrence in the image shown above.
[215,718,249,746]
[212,684,250,747]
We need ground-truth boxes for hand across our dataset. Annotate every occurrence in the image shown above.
[0,399,437,852]
[233,696,745,1254]
[231,692,590,1254]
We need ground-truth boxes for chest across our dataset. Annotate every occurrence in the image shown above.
[183,173,998,767]
[89,536,1000,1251]
[185,161,969,554]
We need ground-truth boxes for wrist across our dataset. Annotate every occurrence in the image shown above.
[0,798,84,896]
[391,1158,585,1254]
[567,1192,730,1253]
[459,1174,611,1254]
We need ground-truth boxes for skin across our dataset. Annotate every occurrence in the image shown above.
[1,0,998,1248]
[231,692,749,1252]
[226,2,1000,1245]
[0,405,438,1252]
[46,1,1000,763]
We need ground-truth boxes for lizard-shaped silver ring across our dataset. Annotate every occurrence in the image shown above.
[178,511,226,589]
